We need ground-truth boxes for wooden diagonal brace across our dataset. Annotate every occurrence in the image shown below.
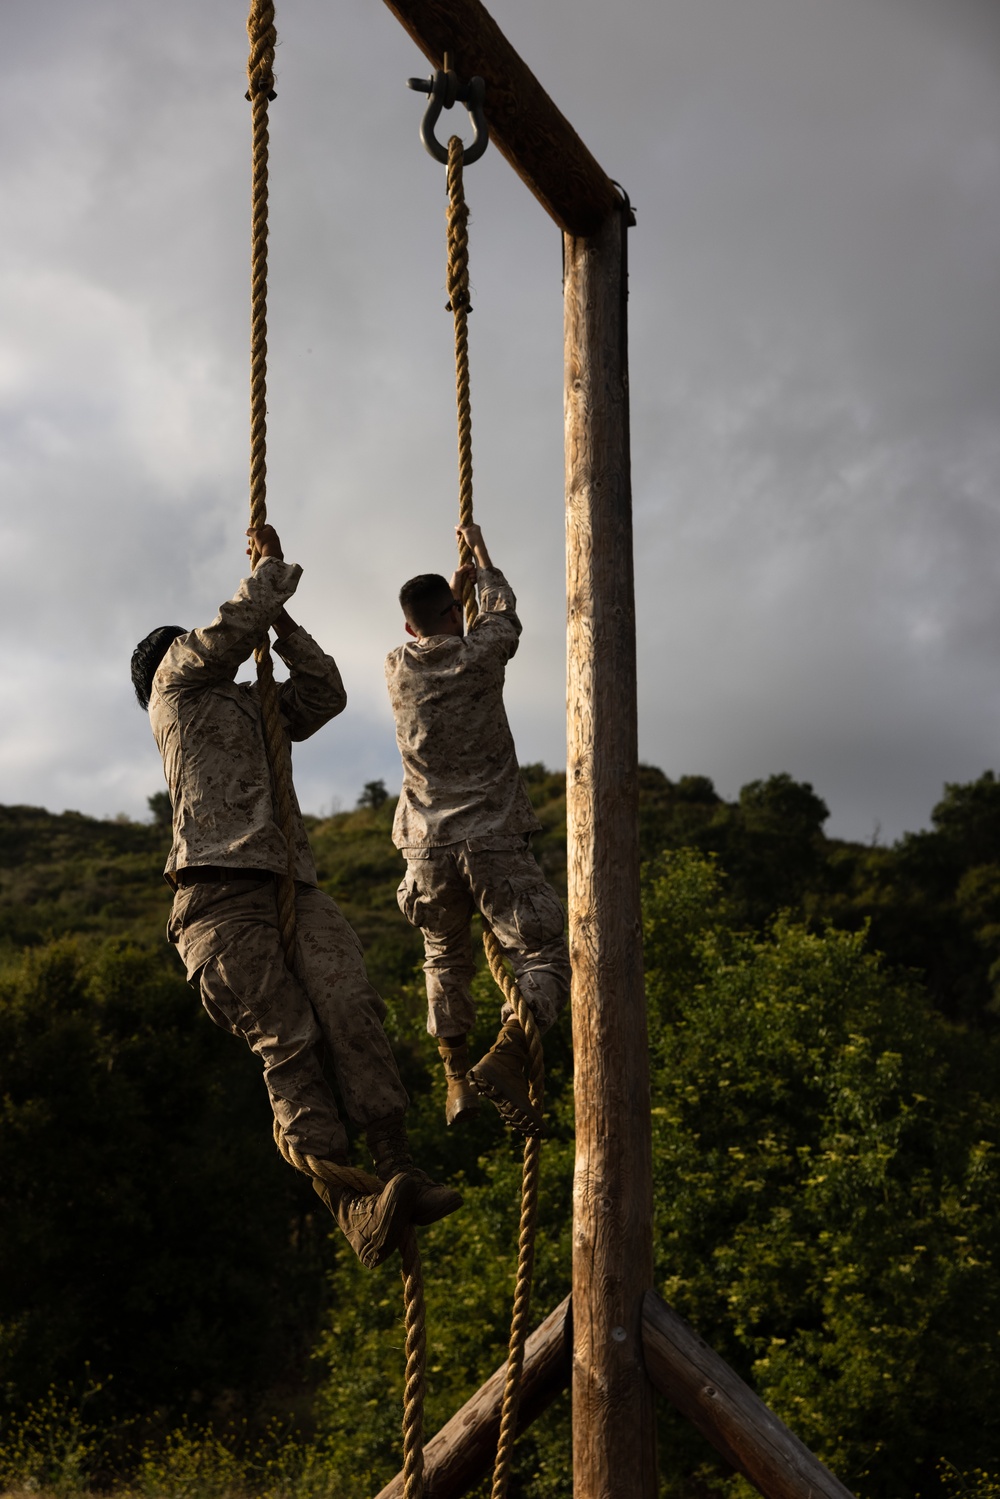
[374,1295,571,1499]
[642,1291,857,1499]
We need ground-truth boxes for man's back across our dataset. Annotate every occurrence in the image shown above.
[385,567,540,849]
[151,557,345,884]
[387,528,569,1135]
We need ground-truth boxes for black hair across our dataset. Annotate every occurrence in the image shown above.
[398,573,456,636]
[131,626,186,711]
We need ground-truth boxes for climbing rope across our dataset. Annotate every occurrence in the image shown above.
[399,1227,427,1499]
[245,0,297,972]
[444,131,544,1499]
[246,10,425,1495]
[274,1124,428,1499]
[273,1121,385,1197]
[274,1123,428,1499]
[483,935,545,1499]
[445,138,477,624]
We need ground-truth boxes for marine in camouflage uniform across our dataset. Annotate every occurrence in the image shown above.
[132,525,460,1267]
[385,523,571,1135]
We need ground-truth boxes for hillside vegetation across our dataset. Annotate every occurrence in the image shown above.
[1,766,998,1499]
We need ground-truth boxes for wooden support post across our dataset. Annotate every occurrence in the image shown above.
[378,0,618,235]
[565,206,656,1496]
[642,1292,857,1499]
[373,1297,572,1499]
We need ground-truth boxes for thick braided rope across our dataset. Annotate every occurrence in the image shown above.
[482,934,544,1499]
[274,1124,428,1499]
[399,1229,427,1499]
[246,12,425,1488]
[245,1,297,969]
[446,138,477,628]
[273,1120,384,1195]
[444,142,543,1494]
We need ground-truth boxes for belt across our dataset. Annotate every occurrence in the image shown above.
[176,866,275,886]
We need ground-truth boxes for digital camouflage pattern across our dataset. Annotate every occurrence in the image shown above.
[397,841,570,1038]
[169,878,408,1160]
[386,564,568,1038]
[150,554,409,1159]
[384,567,542,849]
[150,557,345,887]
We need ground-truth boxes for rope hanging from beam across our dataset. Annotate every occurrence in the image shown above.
[245,0,298,972]
[245,9,426,1495]
[273,1126,428,1498]
[445,131,546,1499]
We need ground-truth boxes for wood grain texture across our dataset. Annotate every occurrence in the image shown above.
[565,209,656,1497]
[377,0,619,235]
[373,1297,571,1499]
[642,1292,857,1499]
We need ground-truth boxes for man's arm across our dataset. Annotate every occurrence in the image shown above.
[448,562,477,601]
[247,526,298,639]
[156,526,301,695]
[457,522,493,570]
[454,523,522,657]
[274,630,348,740]
[248,525,346,736]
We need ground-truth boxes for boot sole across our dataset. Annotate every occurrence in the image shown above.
[412,1185,464,1227]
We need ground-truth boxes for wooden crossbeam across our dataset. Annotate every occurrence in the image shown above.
[373,1297,571,1499]
[378,0,619,234]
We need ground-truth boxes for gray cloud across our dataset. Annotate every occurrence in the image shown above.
[3,0,999,844]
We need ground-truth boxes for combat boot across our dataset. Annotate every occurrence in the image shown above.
[437,1036,481,1126]
[367,1117,463,1227]
[311,1170,419,1269]
[467,1018,543,1136]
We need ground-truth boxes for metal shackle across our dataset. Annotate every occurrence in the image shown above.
[406,67,489,166]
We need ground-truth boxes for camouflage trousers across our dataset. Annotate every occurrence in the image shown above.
[397,840,571,1039]
[168,877,408,1161]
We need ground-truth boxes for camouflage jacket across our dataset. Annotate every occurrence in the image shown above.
[385,566,541,850]
[150,557,346,886]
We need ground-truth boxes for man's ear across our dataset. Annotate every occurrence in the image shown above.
[404,621,417,639]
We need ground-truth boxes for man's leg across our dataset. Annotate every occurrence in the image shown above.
[292,884,462,1221]
[467,845,571,1031]
[171,880,424,1266]
[396,850,480,1124]
[463,846,571,1135]
[292,884,409,1129]
[397,852,478,1037]
[175,880,351,1160]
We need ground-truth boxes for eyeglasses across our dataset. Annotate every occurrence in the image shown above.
[439,598,463,617]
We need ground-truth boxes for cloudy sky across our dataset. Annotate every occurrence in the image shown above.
[3,0,1000,842]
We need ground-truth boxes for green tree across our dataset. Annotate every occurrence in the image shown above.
[820,772,1000,1027]
[147,792,172,828]
[4,769,1000,1495]
[633,768,830,926]
[356,780,389,811]
[644,849,1000,1498]
[0,938,329,1424]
